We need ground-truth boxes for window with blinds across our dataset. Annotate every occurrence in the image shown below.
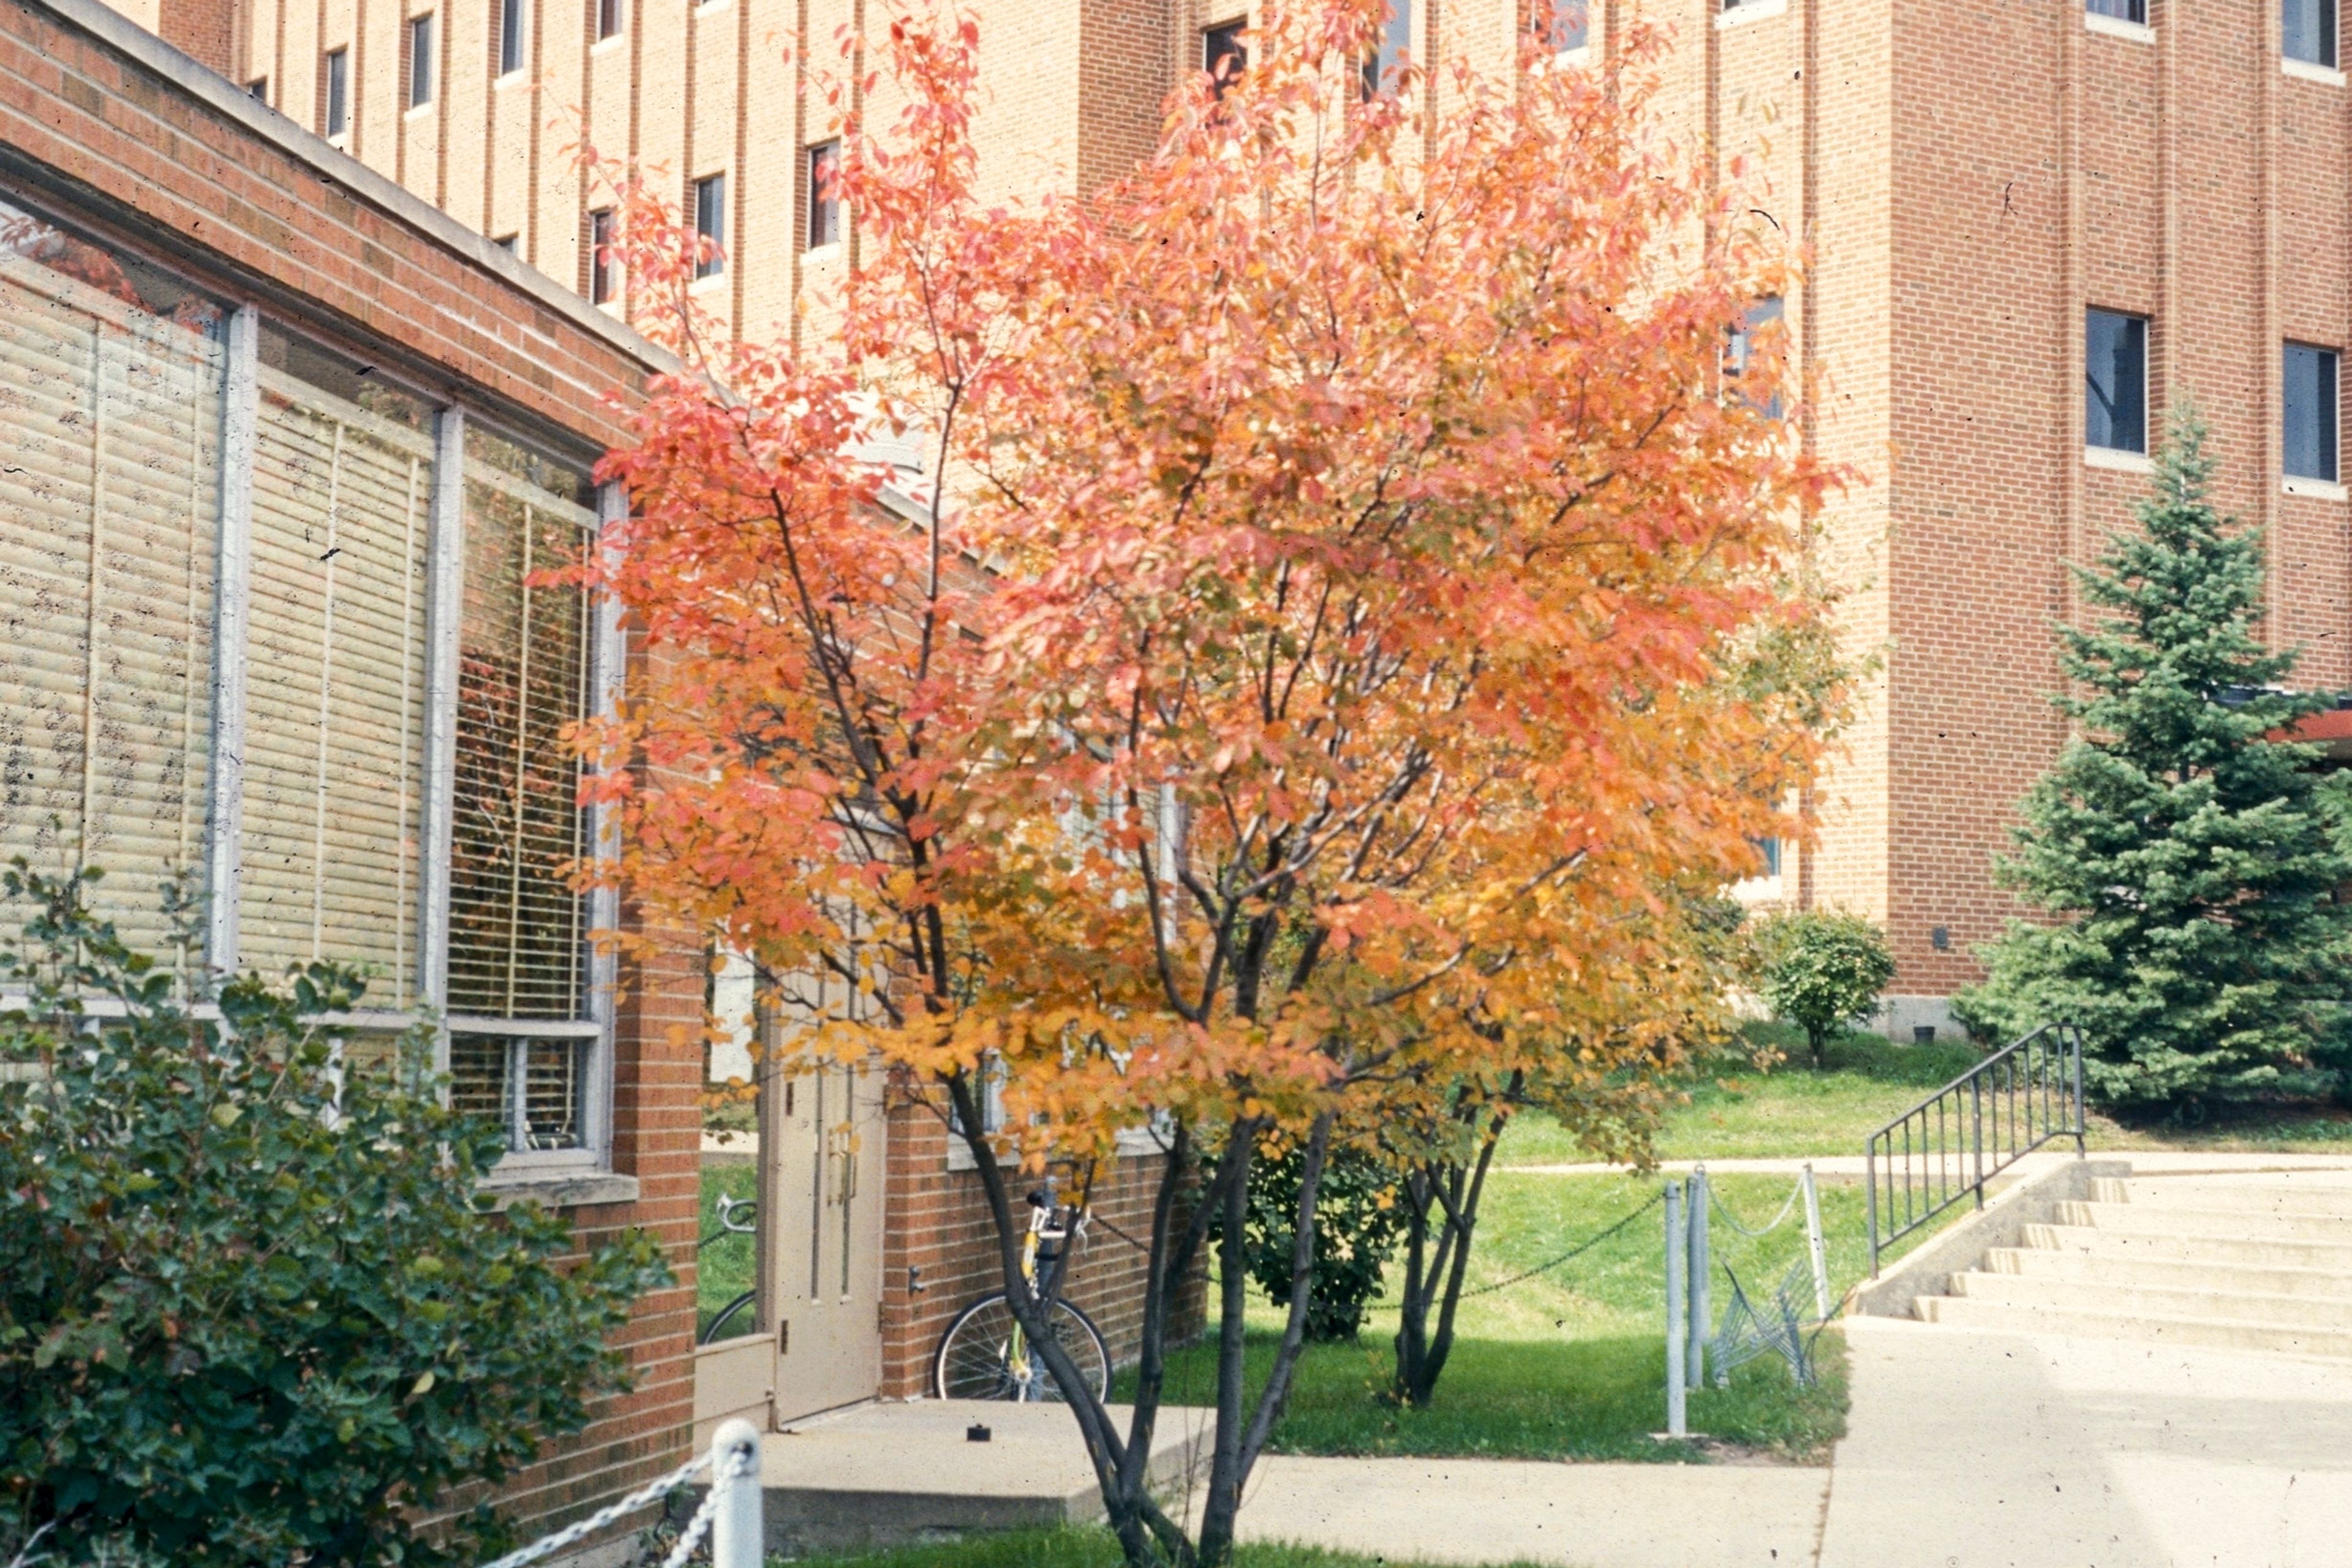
[238,359,435,1009]
[447,424,597,1153]
[0,205,226,961]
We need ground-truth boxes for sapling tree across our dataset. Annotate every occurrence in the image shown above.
[573,6,1843,1562]
[1756,910,1895,1068]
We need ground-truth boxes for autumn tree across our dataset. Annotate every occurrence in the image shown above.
[575,6,1844,1564]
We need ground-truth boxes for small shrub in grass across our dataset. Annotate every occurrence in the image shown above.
[0,867,672,1566]
[1754,912,1896,1069]
[1219,1134,1403,1343]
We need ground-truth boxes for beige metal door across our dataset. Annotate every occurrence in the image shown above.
[758,1061,886,1423]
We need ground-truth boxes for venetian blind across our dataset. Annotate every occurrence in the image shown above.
[0,246,224,957]
[238,367,434,1006]
[446,450,595,1021]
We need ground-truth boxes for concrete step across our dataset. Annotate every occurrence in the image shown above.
[2019,1222,2352,1272]
[2048,1200,2352,1243]
[1948,1268,2352,1330]
[1984,1245,2352,1300]
[2092,1177,2352,1216]
[1914,1293,2352,1359]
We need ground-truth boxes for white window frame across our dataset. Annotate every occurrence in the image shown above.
[213,383,621,1186]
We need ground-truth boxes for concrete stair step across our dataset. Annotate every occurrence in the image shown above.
[1948,1268,2352,1330]
[1985,1245,2352,1299]
[1914,1294,2352,1359]
[2092,1177,2352,1216]
[2049,1200,2352,1243]
[2019,1222,2352,1271]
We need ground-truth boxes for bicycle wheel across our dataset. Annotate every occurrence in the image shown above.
[701,1288,757,1346]
[933,1292,1111,1402]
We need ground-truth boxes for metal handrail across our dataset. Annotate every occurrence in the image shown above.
[1864,1022,2085,1275]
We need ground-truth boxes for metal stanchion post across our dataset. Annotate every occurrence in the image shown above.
[1687,1166,1709,1388]
[709,1418,764,1568]
[1801,1163,1831,1320]
[1663,1179,1687,1438]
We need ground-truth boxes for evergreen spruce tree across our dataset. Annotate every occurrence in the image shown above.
[1958,404,2352,1119]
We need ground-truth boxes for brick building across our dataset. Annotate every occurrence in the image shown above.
[189,0,2352,1044]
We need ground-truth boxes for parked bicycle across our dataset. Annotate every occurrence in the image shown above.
[932,1182,1111,1402]
[699,1192,759,1346]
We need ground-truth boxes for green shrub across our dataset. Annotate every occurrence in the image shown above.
[1754,911,1896,1069]
[1220,1136,1403,1343]
[0,867,673,1566]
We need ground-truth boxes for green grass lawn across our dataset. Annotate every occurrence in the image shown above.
[699,1159,759,1341]
[1495,1022,2352,1166]
[1118,1167,1877,1466]
[766,1527,1556,1568]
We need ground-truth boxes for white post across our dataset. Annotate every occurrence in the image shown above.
[709,1417,764,1568]
[1687,1166,1710,1389]
[1802,1163,1831,1319]
[1664,1179,1687,1437]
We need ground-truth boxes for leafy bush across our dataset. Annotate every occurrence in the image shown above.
[1220,1135,1403,1343]
[1754,911,1896,1069]
[0,867,672,1566]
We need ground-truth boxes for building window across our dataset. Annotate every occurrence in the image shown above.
[805,142,842,251]
[2085,308,2149,456]
[322,46,349,138]
[1360,0,1409,97]
[497,0,526,77]
[247,75,269,100]
[2286,342,2340,484]
[407,13,434,107]
[1536,0,1589,52]
[595,0,622,40]
[1726,296,1785,419]
[446,428,600,1153]
[588,208,619,303]
[2286,0,2338,66]
[1204,20,1246,96]
[0,199,230,960]
[2086,0,2146,23]
[241,330,438,1009]
[693,173,726,279]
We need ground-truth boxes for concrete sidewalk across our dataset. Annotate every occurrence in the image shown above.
[1816,1316,2352,1568]
[1229,1455,1827,1568]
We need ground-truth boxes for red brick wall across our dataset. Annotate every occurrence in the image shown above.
[878,1081,1207,1400]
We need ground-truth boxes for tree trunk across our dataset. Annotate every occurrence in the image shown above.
[1194,1111,1336,1568]
[1390,1103,1505,1408]
[944,1076,1334,1568]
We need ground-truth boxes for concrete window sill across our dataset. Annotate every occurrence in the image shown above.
[2084,13,2154,44]
[2284,57,2348,86]
[1716,0,1785,29]
[2284,475,2350,501]
[2084,445,2154,474]
[478,1169,641,1210]
[1547,43,1593,69]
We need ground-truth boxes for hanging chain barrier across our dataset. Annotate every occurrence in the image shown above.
[476,1418,763,1568]
[1705,1175,1804,1239]
[1458,1186,1664,1298]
